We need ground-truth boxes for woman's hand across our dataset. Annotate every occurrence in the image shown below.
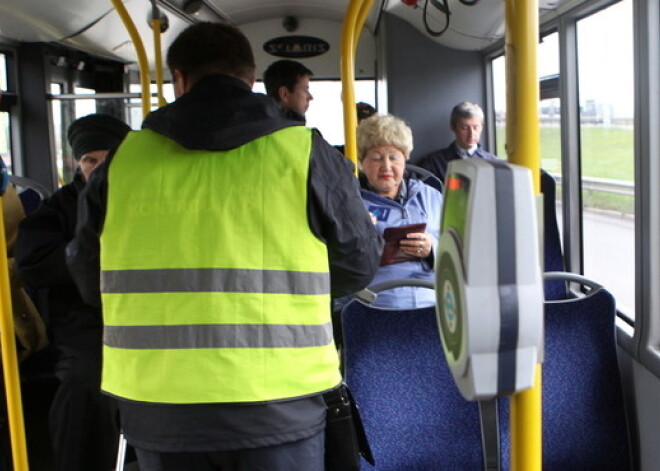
[399,231,433,258]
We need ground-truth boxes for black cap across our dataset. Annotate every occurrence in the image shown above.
[67,114,131,160]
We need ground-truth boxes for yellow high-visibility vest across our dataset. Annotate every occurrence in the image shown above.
[100,126,340,404]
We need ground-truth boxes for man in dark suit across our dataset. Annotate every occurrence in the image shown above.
[417,101,498,183]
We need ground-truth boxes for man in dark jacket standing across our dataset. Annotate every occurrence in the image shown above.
[263,59,314,123]
[417,101,499,183]
[66,22,381,471]
[15,113,130,471]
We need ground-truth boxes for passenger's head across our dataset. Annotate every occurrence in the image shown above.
[356,102,376,123]
[67,114,131,181]
[263,60,313,116]
[357,114,413,199]
[450,101,485,150]
[167,22,256,98]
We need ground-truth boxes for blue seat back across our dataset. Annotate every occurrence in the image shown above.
[342,300,483,470]
[9,175,52,215]
[541,287,631,469]
[499,281,631,470]
[406,163,444,193]
[17,189,43,215]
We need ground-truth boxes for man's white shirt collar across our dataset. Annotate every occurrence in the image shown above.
[456,144,478,157]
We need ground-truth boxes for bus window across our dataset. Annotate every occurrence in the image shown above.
[0,52,7,90]
[577,0,634,317]
[74,86,97,117]
[492,54,506,159]
[492,32,562,253]
[493,34,560,168]
[306,80,375,146]
[128,82,176,128]
[0,111,10,173]
[538,32,561,180]
[537,33,562,259]
[0,52,8,90]
[50,83,66,185]
[1,53,11,172]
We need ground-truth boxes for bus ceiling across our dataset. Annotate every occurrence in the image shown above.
[0,0,584,73]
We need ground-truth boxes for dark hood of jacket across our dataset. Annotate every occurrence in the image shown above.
[143,74,299,151]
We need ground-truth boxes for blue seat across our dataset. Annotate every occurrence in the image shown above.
[342,281,484,470]
[406,163,444,193]
[9,175,51,215]
[541,273,631,470]
[498,274,632,470]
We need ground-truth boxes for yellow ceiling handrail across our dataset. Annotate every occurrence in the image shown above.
[151,17,167,108]
[354,0,373,52]
[341,0,376,173]
[150,0,167,108]
[111,0,152,118]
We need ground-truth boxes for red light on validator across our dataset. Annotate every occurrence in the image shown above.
[446,177,462,191]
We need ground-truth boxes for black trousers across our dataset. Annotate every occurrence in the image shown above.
[135,431,325,471]
[50,333,119,471]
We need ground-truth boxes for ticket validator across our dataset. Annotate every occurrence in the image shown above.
[435,158,544,401]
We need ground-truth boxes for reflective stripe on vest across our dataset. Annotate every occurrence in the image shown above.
[101,267,329,294]
[100,126,340,404]
[104,322,333,349]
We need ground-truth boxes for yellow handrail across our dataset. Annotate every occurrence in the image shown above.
[341,0,361,169]
[0,197,29,471]
[151,17,167,108]
[341,0,375,173]
[354,0,373,52]
[505,0,542,470]
[505,0,541,192]
[111,0,152,118]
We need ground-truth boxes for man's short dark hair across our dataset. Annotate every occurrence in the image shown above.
[263,60,313,101]
[166,22,256,84]
[356,102,376,122]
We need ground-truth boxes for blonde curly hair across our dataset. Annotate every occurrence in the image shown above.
[357,114,413,161]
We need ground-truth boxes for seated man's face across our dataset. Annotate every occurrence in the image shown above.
[279,74,313,116]
[452,116,483,150]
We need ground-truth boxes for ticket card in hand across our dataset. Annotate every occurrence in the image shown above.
[380,223,427,266]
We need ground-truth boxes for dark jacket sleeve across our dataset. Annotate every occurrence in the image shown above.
[15,185,78,288]
[307,131,382,298]
[65,161,110,308]
[417,147,453,182]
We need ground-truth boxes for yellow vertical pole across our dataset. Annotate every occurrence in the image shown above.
[505,0,541,192]
[151,18,167,108]
[505,0,542,470]
[341,0,362,171]
[111,0,152,118]
[0,196,29,471]
[341,0,375,173]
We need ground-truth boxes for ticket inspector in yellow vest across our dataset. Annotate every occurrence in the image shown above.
[100,126,341,404]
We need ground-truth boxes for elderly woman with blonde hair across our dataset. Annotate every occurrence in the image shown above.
[356,114,443,308]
